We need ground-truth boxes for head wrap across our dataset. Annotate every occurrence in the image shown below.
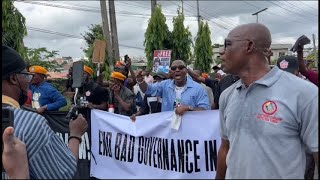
[201,73,209,79]
[29,65,48,76]
[84,65,94,76]
[111,71,127,81]
[115,61,126,67]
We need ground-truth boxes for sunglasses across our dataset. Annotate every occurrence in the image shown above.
[224,39,251,49]
[170,65,186,71]
[17,72,34,82]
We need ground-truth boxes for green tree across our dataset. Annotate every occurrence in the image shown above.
[171,8,193,64]
[306,50,319,68]
[2,0,27,58]
[25,47,61,72]
[81,24,111,80]
[194,21,213,73]
[144,5,171,70]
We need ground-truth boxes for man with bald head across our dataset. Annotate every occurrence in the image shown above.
[136,60,210,115]
[216,23,318,179]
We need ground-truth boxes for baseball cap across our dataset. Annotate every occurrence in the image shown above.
[153,71,167,79]
[2,45,27,80]
[277,55,299,74]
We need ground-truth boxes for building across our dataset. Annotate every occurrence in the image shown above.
[269,44,292,63]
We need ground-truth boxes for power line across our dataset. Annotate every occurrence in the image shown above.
[242,1,309,25]
[267,1,317,22]
[16,1,197,18]
[183,1,236,29]
[168,0,232,31]
[26,26,145,50]
[280,1,317,16]
[296,0,318,11]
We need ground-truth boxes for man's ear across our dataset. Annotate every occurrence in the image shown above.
[247,41,255,53]
[8,74,19,85]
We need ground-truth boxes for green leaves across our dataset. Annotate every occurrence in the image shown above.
[2,0,27,59]
[81,24,111,80]
[171,8,193,65]
[144,5,170,70]
[194,21,213,73]
[25,47,61,72]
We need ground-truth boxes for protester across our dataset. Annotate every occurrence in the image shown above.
[2,44,88,179]
[192,69,214,109]
[277,55,299,75]
[214,70,224,81]
[28,65,67,113]
[214,73,240,109]
[62,66,74,94]
[276,55,317,179]
[24,89,32,107]
[109,71,136,116]
[143,70,154,84]
[187,67,238,109]
[137,60,210,115]
[131,71,167,121]
[115,57,137,89]
[133,74,145,112]
[2,127,29,179]
[82,65,109,111]
[297,43,318,86]
[216,23,318,179]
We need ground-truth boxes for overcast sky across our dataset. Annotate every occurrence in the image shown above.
[14,0,318,59]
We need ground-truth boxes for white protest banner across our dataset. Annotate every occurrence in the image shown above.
[90,110,221,179]
[153,50,172,73]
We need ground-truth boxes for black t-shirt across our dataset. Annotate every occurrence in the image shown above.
[141,95,162,114]
[83,82,109,105]
[215,75,240,107]
[204,75,239,107]
[65,78,75,91]
[204,78,219,98]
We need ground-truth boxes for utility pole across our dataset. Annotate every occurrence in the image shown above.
[252,8,268,23]
[109,0,120,62]
[197,0,200,30]
[181,0,184,14]
[100,0,113,71]
[151,0,157,15]
[312,34,318,68]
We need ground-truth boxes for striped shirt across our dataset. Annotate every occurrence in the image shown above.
[3,105,77,179]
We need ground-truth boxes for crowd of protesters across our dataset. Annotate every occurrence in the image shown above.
[2,23,318,179]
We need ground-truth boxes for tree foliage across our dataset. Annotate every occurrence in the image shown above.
[25,47,62,72]
[306,50,319,68]
[194,21,213,73]
[144,5,171,70]
[81,24,111,80]
[171,8,193,64]
[2,0,27,58]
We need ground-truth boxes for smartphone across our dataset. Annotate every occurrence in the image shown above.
[2,107,14,172]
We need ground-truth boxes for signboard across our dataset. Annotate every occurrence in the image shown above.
[90,110,221,179]
[92,39,106,64]
[153,50,172,73]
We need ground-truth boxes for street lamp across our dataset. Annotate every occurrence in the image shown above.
[252,8,268,23]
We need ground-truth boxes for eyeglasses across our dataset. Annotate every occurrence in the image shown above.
[224,39,251,49]
[17,72,34,82]
[170,65,186,71]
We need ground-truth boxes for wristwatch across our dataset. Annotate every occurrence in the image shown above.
[188,105,194,111]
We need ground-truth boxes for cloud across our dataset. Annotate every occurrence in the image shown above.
[14,1,318,59]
